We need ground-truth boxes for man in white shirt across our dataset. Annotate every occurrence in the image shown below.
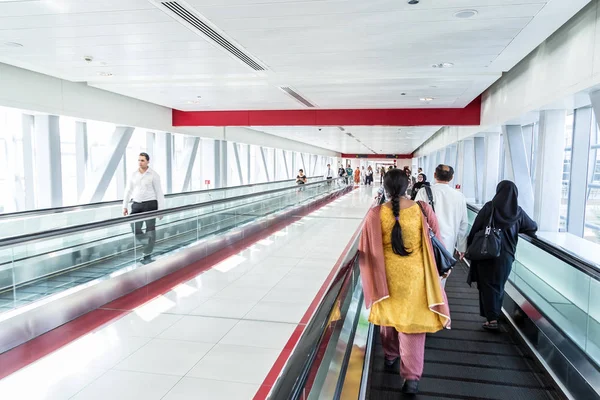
[123,152,165,261]
[415,164,469,285]
[325,163,334,185]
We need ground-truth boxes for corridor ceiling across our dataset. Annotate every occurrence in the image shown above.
[0,0,590,154]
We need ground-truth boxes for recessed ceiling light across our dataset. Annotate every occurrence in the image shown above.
[187,100,201,104]
[420,97,434,102]
[408,0,419,4]
[3,42,23,48]
[400,93,406,96]
[196,95,202,99]
[97,72,113,77]
[432,62,454,68]
[454,9,478,19]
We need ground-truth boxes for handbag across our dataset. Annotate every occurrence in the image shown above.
[465,207,502,261]
[417,202,456,276]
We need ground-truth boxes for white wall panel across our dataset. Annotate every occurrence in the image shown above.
[0,63,336,157]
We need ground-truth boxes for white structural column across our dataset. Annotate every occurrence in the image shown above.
[34,115,63,208]
[300,153,307,173]
[568,106,593,236]
[247,144,251,184]
[534,110,566,232]
[260,146,270,182]
[232,142,244,186]
[445,144,458,171]
[502,125,535,215]
[165,133,173,193]
[473,137,486,204]
[75,121,88,199]
[153,132,173,193]
[80,126,134,204]
[462,139,477,202]
[181,137,201,191]
[21,114,35,210]
[439,148,447,167]
[215,140,229,188]
[454,142,465,190]
[146,131,155,157]
[482,133,501,203]
[115,155,126,199]
[282,150,290,179]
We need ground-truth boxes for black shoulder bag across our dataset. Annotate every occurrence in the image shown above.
[465,207,502,261]
[417,202,456,276]
[424,186,435,212]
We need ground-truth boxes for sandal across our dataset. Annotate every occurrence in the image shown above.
[482,321,499,331]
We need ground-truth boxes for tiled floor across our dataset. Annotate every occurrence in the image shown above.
[0,186,375,399]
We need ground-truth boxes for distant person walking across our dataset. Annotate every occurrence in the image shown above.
[346,165,354,185]
[296,169,307,185]
[123,152,165,262]
[467,181,537,331]
[415,165,469,287]
[366,166,374,185]
[410,173,429,200]
[354,167,361,185]
[325,163,334,185]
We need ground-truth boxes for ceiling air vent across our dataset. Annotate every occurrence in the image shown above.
[159,1,266,71]
[279,86,316,108]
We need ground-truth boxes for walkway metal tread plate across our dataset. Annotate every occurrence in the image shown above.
[367,265,562,400]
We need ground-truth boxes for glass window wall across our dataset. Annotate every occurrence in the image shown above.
[0,105,332,213]
[560,112,574,232]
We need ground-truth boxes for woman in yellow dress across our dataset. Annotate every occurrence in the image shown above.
[359,169,450,395]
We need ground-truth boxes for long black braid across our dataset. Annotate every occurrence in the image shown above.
[384,170,411,256]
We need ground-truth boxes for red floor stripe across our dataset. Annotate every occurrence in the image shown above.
[0,308,127,379]
[253,212,366,400]
[0,189,352,380]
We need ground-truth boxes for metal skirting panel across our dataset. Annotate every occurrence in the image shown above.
[367,265,563,400]
[0,187,351,354]
[503,283,600,400]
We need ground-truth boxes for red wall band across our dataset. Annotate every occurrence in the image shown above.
[172,97,481,127]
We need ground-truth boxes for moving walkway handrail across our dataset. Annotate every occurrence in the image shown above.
[467,203,600,281]
[0,177,343,249]
[0,175,323,219]
[268,226,362,399]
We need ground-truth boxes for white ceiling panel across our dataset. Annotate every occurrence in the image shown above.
[252,126,442,154]
[0,0,155,16]
[0,0,591,153]
[196,3,544,23]
[0,22,192,41]
[0,9,171,30]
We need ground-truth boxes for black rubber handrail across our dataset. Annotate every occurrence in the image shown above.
[467,203,600,282]
[0,176,323,219]
[0,178,343,248]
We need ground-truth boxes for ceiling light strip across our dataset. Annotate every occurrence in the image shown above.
[161,1,266,71]
[279,87,316,108]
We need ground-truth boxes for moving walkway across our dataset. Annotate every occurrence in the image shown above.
[0,177,347,353]
[270,204,600,400]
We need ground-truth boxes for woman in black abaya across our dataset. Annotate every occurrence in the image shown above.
[467,181,537,331]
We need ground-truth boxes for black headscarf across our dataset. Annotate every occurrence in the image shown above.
[491,180,520,228]
[410,174,429,200]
